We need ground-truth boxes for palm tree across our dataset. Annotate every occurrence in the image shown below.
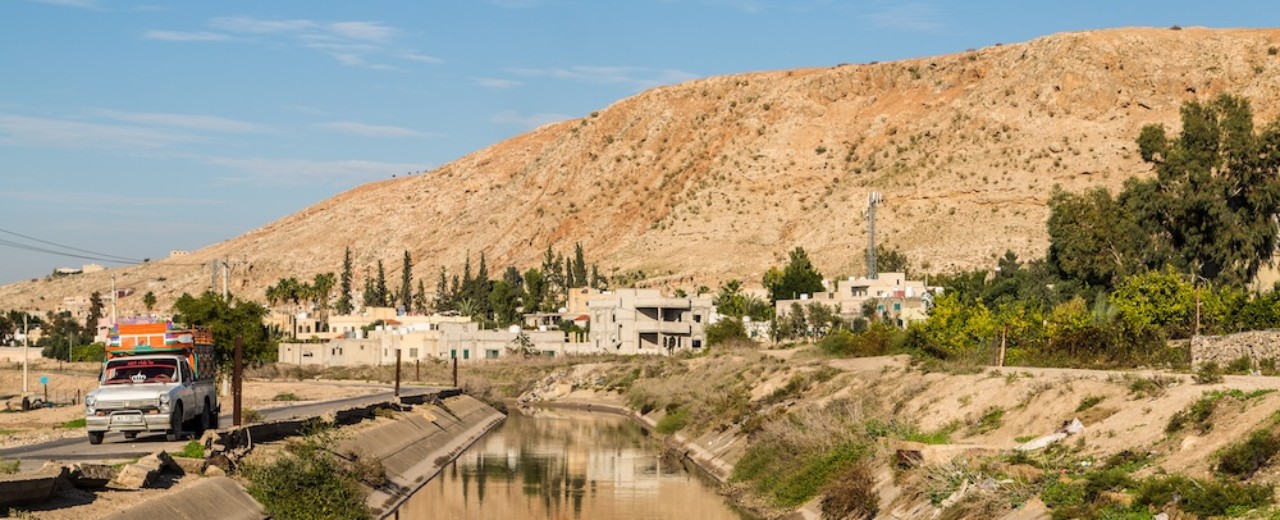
[311,272,336,332]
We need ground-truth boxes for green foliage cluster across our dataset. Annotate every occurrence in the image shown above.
[762,247,824,304]
[735,441,867,508]
[172,291,275,371]
[1216,429,1280,479]
[1050,94,1280,288]
[704,317,747,346]
[432,243,606,328]
[177,441,205,459]
[242,427,375,520]
[712,279,773,321]
[655,407,690,434]
[1194,361,1225,384]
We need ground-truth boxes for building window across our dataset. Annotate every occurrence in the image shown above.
[463,350,470,360]
[485,349,500,359]
[409,348,418,358]
[450,349,457,359]
[693,314,702,323]
[692,339,702,349]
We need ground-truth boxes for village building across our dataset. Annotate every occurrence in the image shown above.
[587,289,712,355]
[774,272,938,328]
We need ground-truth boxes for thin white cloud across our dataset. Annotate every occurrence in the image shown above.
[864,3,943,32]
[142,30,231,42]
[196,16,422,70]
[491,111,572,130]
[474,77,523,89]
[328,21,398,42]
[401,52,445,65]
[208,16,316,34]
[28,0,102,9]
[91,109,275,134]
[313,121,429,138]
[208,157,428,186]
[0,115,198,150]
[507,65,700,90]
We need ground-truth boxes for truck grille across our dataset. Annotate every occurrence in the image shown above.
[97,398,160,410]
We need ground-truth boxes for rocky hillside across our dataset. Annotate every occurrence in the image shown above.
[6,27,1280,314]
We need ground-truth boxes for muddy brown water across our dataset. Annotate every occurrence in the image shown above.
[399,406,752,519]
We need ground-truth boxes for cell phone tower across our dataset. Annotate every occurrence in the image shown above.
[866,192,883,279]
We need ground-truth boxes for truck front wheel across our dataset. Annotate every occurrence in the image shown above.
[88,432,104,445]
[165,403,183,441]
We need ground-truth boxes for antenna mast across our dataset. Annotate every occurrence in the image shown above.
[866,192,883,280]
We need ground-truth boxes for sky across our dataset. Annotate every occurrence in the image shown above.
[0,0,1271,284]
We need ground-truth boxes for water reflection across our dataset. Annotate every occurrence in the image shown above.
[401,406,750,519]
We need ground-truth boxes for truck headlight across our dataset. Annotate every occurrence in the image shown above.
[85,396,95,407]
[159,394,170,413]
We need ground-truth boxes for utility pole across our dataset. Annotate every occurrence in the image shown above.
[233,335,243,426]
[110,275,117,330]
[866,192,883,280]
[222,258,229,300]
[22,313,28,395]
[394,349,402,399]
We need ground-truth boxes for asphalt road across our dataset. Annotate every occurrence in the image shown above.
[0,385,443,464]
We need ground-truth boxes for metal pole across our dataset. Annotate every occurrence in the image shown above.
[394,349,401,399]
[415,359,420,381]
[452,355,458,388]
[22,313,28,395]
[233,335,243,426]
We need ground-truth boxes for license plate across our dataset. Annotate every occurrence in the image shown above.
[112,415,142,423]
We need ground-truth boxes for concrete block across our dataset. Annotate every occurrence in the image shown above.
[68,463,117,489]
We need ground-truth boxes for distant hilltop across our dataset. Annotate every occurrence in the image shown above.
[5,27,1280,314]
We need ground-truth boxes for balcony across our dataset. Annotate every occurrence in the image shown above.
[635,320,692,335]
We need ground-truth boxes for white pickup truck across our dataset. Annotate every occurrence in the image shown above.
[84,323,219,445]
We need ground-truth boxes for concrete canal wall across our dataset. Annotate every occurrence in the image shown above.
[341,393,506,518]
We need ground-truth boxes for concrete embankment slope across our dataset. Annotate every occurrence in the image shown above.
[341,394,505,518]
[101,477,265,520]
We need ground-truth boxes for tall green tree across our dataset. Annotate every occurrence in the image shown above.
[1136,94,1280,285]
[374,260,389,307]
[766,247,825,303]
[311,272,336,331]
[523,268,545,313]
[488,280,520,326]
[399,250,414,312]
[434,267,450,312]
[414,279,428,315]
[362,267,377,308]
[143,291,157,313]
[86,291,104,340]
[172,292,275,370]
[1046,187,1151,289]
[572,242,588,288]
[336,247,354,315]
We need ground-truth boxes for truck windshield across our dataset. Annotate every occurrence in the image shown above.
[103,359,179,385]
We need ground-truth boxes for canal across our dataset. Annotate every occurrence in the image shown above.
[398,406,751,519]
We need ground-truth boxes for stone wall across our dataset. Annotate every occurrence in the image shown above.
[1190,330,1280,368]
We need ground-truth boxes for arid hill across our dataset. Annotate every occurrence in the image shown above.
[6,27,1280,314]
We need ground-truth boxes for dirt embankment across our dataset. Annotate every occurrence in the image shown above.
[518,351,1280,519]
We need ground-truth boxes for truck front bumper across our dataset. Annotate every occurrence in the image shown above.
[86,411,171,433]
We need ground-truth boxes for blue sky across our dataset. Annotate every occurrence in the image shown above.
[0,0,1269,283]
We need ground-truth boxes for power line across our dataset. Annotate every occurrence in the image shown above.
[0,238,140,265]
[0,227,144,263]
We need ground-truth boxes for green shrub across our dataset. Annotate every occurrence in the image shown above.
[1166,395,1217,434]
[272,392,303,402]
[973,407,1004,434]
[705,318,748,346]
[1040,479,1085,509]
[1225,356,1254,374]
[0,459,19,475]
[1216,429,1280,479]
[1194,362,1225,384]
[1126,375,1175,398]
[176,441,204,459]
[60,418,86,429]
[656,407,690,435]
[1076,395,1104,413]
[242,429,373,520]
[1136,474,1272,517]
